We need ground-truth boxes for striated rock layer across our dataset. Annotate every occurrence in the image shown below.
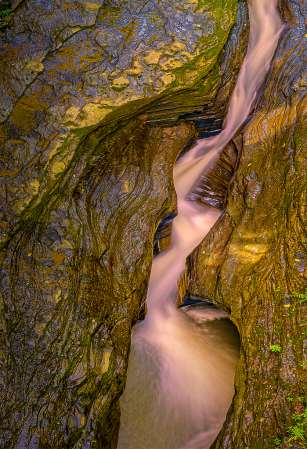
[4,0,307,447]
[0,0,248,448]
[188,1,307,447]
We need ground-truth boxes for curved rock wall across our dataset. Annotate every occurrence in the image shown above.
[0,0,248,448]
[188,1,307,447]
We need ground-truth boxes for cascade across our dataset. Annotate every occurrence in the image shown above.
[118,1,283,448]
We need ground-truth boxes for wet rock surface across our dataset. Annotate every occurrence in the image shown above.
[0,0,247,236]
[0,119,195,448]
[188,1,307,447]
[0,0,249,445]
[3,0,300,447]
[188,141,238,209]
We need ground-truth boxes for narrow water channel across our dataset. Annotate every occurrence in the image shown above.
[117,1,283,448]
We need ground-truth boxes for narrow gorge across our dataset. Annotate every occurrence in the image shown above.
[119,2,282,448]
[1,0,307,448]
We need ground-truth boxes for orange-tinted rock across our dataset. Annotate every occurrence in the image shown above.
[0,0,251,447]
[188,2,307,447]
[0,120,195,448]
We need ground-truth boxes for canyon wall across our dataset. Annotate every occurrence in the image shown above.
[2,0,307,448]
[0,0,245,447]
[188,1,307,447]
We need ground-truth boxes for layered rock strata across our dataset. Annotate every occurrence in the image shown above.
[188,1,307,447]
[0,0,247,447]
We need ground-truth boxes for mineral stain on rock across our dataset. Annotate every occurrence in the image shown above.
[1,0,307,448]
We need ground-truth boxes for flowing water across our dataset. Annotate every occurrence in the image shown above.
[117,1,283,448]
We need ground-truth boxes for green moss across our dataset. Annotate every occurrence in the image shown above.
[273,398,307,448]
[270,345,282,352]
[72,128,86,138]
[62,120,76,127]
[0,0,11,15]
[0,9,9,16]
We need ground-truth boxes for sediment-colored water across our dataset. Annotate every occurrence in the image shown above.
[118,1,282,448]
[118,304,240,449]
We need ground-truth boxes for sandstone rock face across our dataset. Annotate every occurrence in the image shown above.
[0,0,247,448]
[0,119,195,449]
[188,1,307,447]
[0,0,244,229]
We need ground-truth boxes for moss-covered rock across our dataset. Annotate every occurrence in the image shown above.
[0,0,249,447]
[0,0,242,222]
[0,119,195,448]
[188,2,307,447]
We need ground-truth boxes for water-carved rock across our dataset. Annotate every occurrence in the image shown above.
[4,0,299,447]
[188,2,307,447]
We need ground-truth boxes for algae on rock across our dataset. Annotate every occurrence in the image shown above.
[0,0,253,447]
[187,2,307,447]
[0,0,246,445]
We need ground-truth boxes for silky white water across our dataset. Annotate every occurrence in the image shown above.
[117,1,282,448]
